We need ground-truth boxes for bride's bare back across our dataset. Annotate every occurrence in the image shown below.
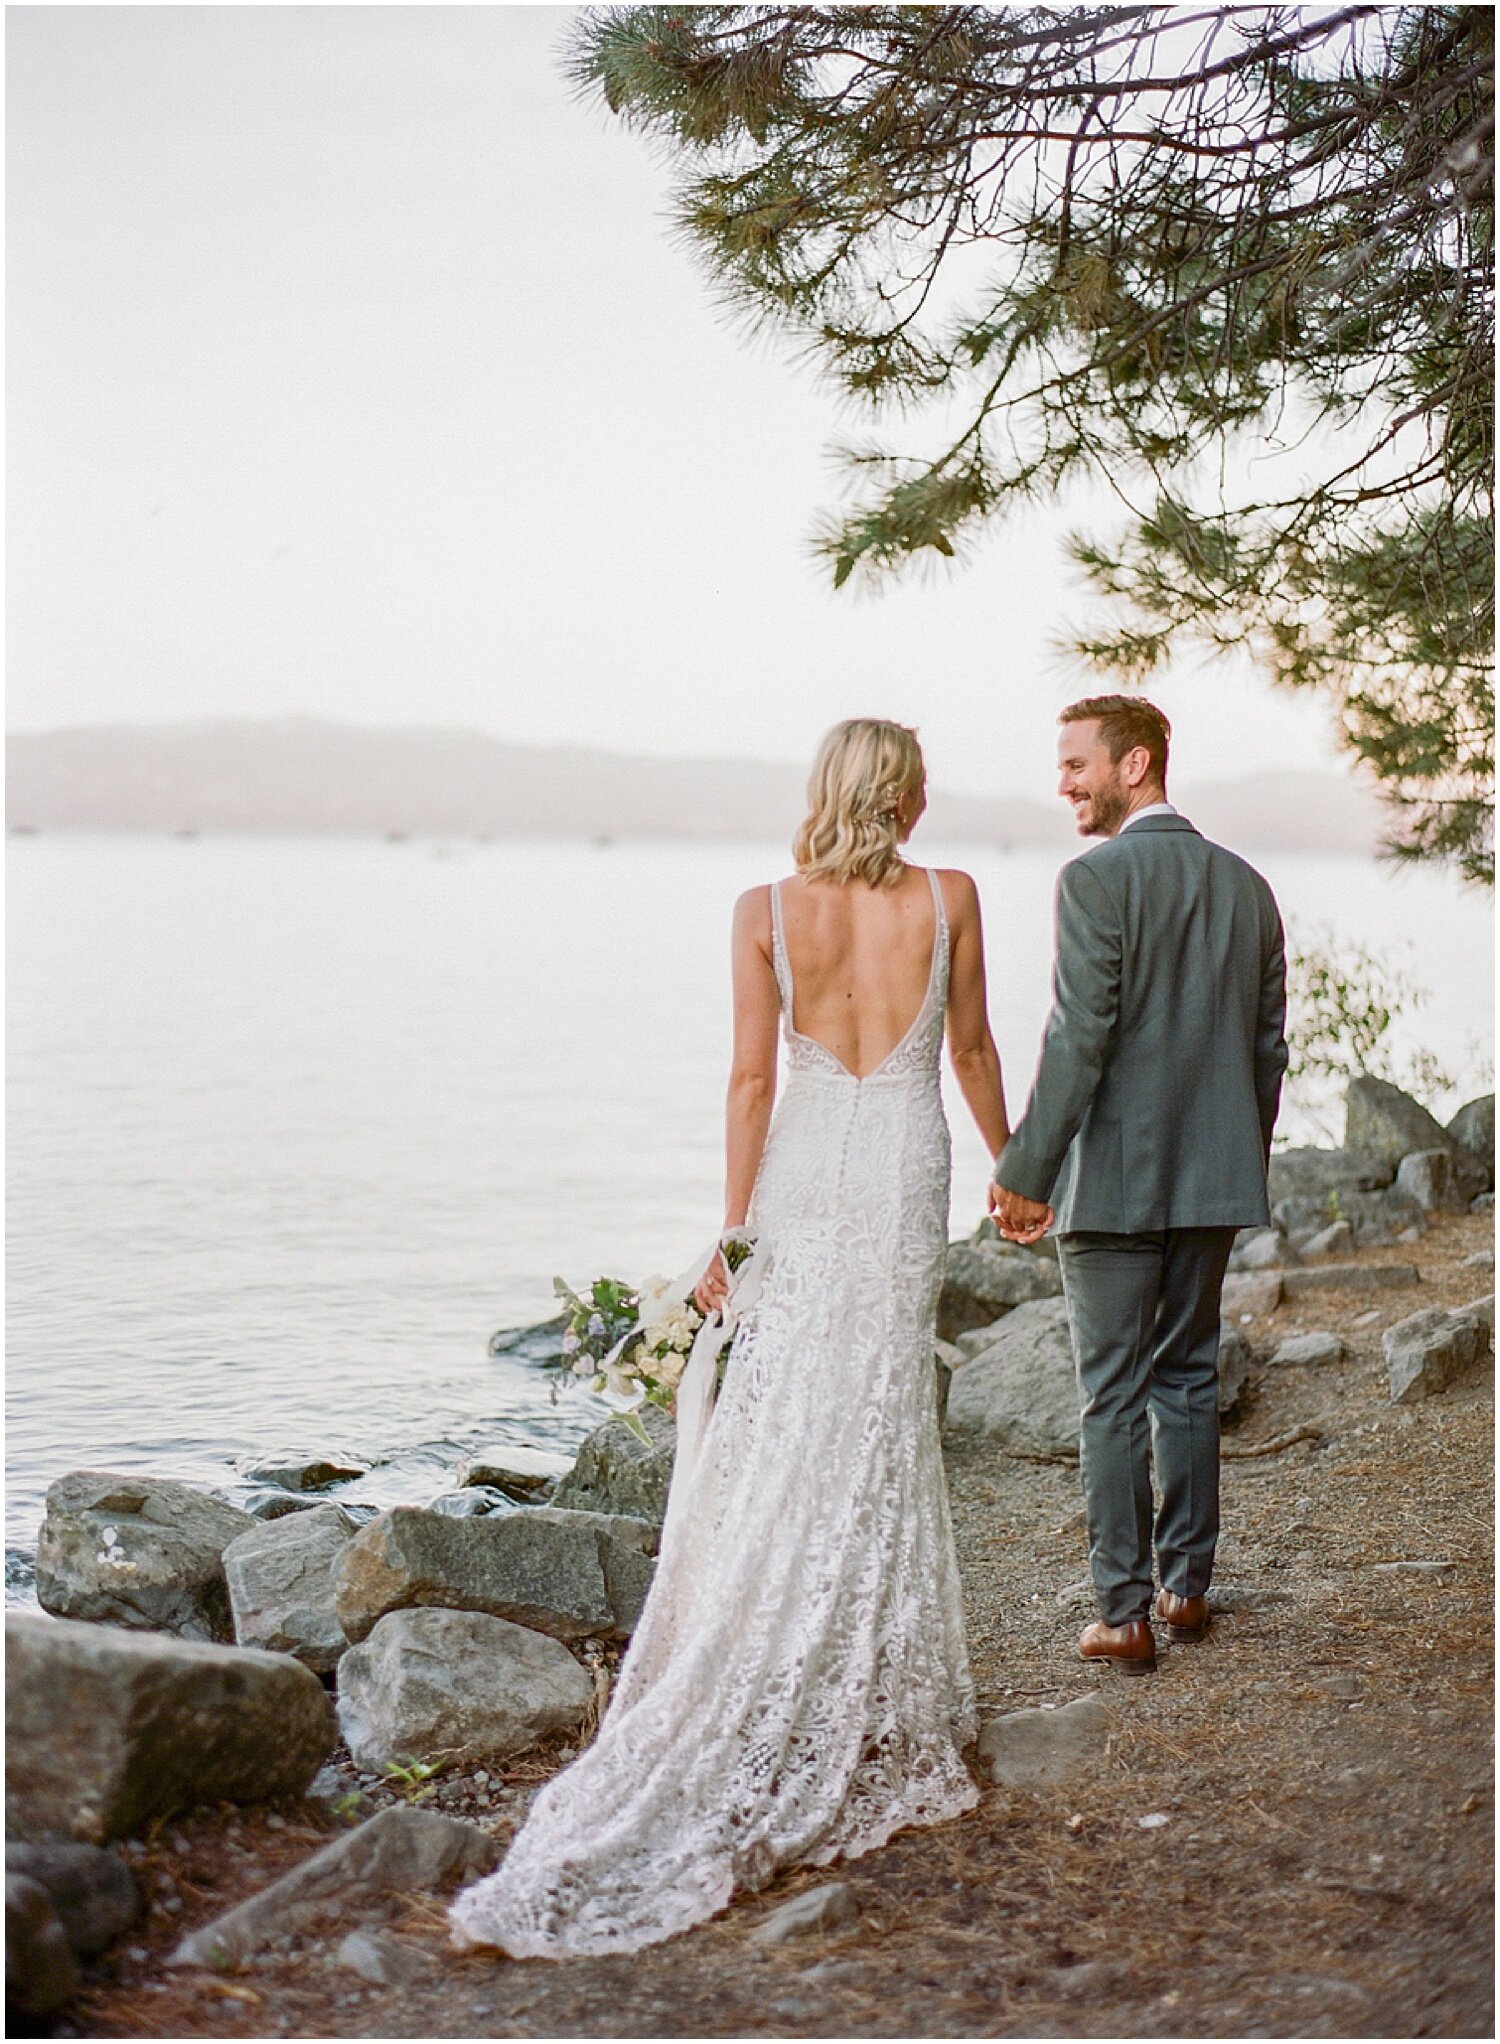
[775,865,940,1080]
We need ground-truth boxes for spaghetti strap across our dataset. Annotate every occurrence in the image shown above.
[768,882,793,1010]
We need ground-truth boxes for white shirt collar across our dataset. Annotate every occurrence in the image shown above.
[1119,801,1179,831]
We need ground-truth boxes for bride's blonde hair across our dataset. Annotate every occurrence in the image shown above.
[793,719,925,888]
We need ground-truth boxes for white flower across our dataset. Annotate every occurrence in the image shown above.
[653,1350,687,1391]
[561,1331,580,1355]
[571,1355,594,1378]
[587,1313,605,1337]
[604,1363,638,1400]
[634,1274,677,1330]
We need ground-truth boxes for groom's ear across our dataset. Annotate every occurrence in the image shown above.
[1121,744,1154,789]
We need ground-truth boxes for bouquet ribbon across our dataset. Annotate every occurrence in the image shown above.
[659,1234,767,1549]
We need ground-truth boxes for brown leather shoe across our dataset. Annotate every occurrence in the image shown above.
[1078,1618,1156,1675]
[1155,1589,1210,1642]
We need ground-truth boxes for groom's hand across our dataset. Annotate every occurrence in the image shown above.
[989,1180,1054,1245]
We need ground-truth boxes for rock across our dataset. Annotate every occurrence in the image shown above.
[241,1456,368,1495]
[4,1843,139,1956]
[1228,1227,1297,1272]
[454,1444,573,1498]
[1464,1249,1495,1271]
[426,1488,520,1520]
[937,1240,1062,1343]
[1346,1076,1487,1196]
[1221,1271,1282,1318]
[1447,1094,1495,1188]
[5,1612,336,1843]
[932,1347,954,1428]
[1459,1293,1495,1335]
[336,1608,592,1774]
[1273,1185,1427,1248]
[1472,1191,1495,1216]
[168,1807,496,1969]
[748,1884,859,1945]
[241,1490,327,1523]
[1283,1264,1419,1298]
[551,1404,677,1523]
[336,1928,427,1985]
[1394,1149,1471,1214]
[1268,1332,1345,1369]
[35,1472,254,1643]
[1371,1559,1455,1578]
[6,1873,81,2016]
[1299,1220,1356,1258]
[1217,1323,1252,1415]
[1312,1672,1361,1701]
[1383,1306,1487,1404]
[943,1299,1080,1461]
[976,1694,1114,1789]
[223,1503,355,1674]
[1207,1583,1294,1613]
[334,1504,656,1645]
[1268,1146,1390,1199]
[487,1312,570,1369]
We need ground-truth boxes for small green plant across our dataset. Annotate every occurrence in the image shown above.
[330,1790,363,1823]
[381,1758,444,1804]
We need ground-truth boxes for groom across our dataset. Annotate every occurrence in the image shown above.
[991,696,1287,1674]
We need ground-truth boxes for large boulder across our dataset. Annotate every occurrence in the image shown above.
[1228,1227,1297,1272]
[944,1299,1081,1461]
[223,1503,356,1674]
[1384,1304,1491,1405]
[5,1613,335,1843]
[937,1240,1062,1343]
[336,1608,592,1773]
[35,1472,253,1642]
[334,1504,657,1646]
[1394,1149,1471,1214]
[487,1312,570,1368]
[551,1405,677,1523]
[1268,1146,1391,1200]
[1217,1323,1252,1415]
[1345,1076,1488,1196]
[168,1807,496,1970]
[1447,1095,1495,1189]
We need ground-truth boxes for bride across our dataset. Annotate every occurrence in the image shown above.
[450,718,1014,1958]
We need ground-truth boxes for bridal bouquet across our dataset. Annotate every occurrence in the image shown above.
[552,1235,755,1441]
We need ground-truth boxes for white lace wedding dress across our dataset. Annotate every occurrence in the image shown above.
[450,866,977,1958]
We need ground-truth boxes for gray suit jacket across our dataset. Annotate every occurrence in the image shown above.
[996,815,1288,1234]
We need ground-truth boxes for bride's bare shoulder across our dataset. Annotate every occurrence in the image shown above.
[732,883,776,933]
[930,866,981,917]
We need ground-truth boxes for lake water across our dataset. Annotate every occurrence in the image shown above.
[7,832,1493,1589]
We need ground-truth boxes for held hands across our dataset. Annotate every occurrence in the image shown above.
[988,1179,1054,1246]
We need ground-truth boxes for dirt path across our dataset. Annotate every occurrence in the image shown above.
[68,1210,1494,2040]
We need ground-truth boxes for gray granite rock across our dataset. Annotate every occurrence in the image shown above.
[336,1608,592,1774]
[487,1312,570,1369]
[334,1504,656,1645]
[1269,1332,1345,1369]
[1217,1323,1252,1415]
[168,1807,496,1969]
[551,1404,677,1524]
[1447,1094,1495,1189]
[1474,1191,1496,1215]
[35,1472,254,1643]
[1229,1228,1297,1272]
[223,1503,356,1674]
[1268,1147,1389,1200]
[336,1929,428,1985]
[976,1693,1113,1789]
[1346,1076,1487,1196]
[4,1842,140,1957]
[749,1884,859,1945]
[1221,1271,1283,1318]
[240,1455,368,1495]
[943,1298,1081,1461]
[1283,1263,1419,1297]
[937,1240,1062,1343]
[1298,1220,1356,1258]
[241,1490,327,1523]
[5,1612,335,1843]
[1394,1148,1471,1213]
[1383,1306,1487,1404]
[454,1444,573,1498]
[1272,1183,1428,1248]
[6,1873,81,2016]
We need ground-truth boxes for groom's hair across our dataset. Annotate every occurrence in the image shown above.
[1060,695,1170,786]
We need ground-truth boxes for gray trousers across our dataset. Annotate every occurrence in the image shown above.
[1056,1227,1237,1626]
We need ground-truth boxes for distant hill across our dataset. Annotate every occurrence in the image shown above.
[5,719,1387,854]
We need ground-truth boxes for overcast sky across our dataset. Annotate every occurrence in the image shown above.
[7,3,1346,800]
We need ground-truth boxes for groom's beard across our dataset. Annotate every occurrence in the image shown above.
[1073,778,1130,837]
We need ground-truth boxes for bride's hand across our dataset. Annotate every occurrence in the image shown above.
[694,1250,730,1318]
